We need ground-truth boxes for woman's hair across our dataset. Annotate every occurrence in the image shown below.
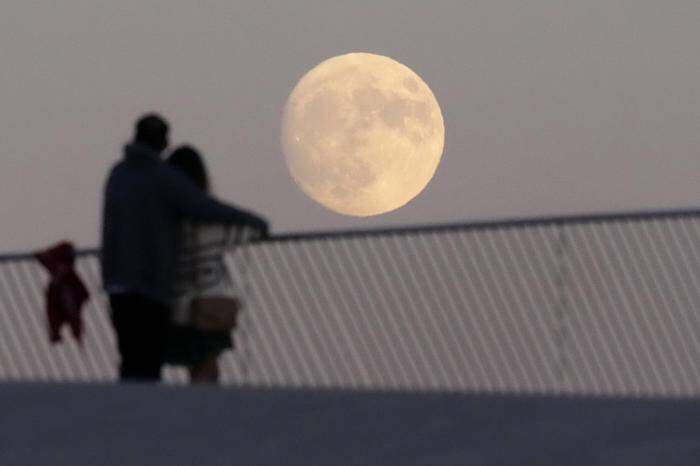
[167,145,209,192]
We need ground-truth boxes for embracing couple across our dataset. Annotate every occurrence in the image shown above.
[101,114,268,384]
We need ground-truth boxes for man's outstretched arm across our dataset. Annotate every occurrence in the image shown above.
[160,166,268,235]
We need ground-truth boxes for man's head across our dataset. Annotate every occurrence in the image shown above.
[134,113,169,153]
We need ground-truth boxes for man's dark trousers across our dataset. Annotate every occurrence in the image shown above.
[109,293,170,381]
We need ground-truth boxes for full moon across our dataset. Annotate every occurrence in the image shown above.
[281,53,445,217]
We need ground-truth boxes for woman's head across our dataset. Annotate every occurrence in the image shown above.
[167,145,209,192]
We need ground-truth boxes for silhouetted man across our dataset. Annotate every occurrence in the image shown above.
[101,113,267,381]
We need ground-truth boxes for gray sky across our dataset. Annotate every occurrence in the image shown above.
[1,0,699,252]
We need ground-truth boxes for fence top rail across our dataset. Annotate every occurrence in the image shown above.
[268,206,700,242]
[2,206,699,262]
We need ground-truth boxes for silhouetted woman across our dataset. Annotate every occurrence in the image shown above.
[165,145,240,384]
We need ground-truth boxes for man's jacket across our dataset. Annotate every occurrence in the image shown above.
[101,143,266,305]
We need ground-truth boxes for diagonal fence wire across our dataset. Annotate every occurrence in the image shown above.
[1,209,700,397]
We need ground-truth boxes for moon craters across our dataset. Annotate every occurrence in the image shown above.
[282,53,445,216]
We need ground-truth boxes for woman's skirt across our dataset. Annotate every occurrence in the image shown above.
[165,324,233,368]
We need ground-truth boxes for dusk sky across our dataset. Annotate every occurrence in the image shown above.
[1,0,699,252]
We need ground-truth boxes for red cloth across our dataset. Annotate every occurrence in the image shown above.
[34,242,90,345]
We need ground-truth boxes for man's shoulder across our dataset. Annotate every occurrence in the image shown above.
[108,157,163,179]
[107,158,126,173]
[105,159,127,186]
[105,158,161,195]
[155,162,182,179]
[154,162,198,192]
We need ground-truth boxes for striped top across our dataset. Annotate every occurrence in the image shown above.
[171,223,241,324]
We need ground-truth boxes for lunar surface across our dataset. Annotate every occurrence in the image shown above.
[281,53,445,216]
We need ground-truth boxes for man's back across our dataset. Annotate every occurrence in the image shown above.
[102,143,182,305]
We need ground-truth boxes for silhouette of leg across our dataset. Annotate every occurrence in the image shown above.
[189,352,220,384]
[109,293,169,382]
